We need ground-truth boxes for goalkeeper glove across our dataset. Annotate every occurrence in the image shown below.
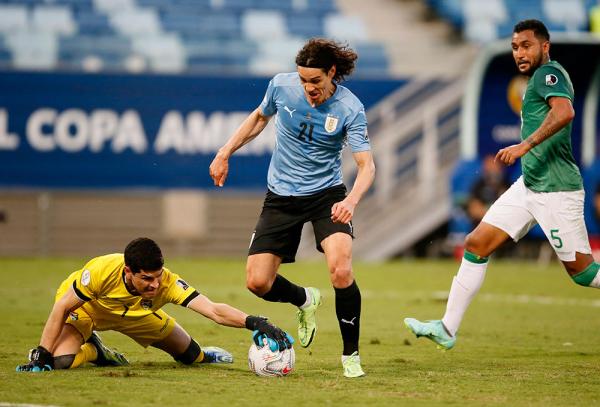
[245,316,294,351]
[16,346,54,372]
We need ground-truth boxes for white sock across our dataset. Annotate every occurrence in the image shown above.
[299,287,312,309]
[341,353,359,362]
[441,257,488,336]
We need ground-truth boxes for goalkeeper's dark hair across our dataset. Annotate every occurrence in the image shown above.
[124,237,164,274]
[513,19,550,42]
[295,38,358,83]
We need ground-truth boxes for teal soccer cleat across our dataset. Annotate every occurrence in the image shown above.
[404,318,456,350]
[202,346,233,364]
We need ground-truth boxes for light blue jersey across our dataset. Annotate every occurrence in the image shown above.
[259,72,370,196]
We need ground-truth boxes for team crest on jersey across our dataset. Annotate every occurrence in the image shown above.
[81,269,91,286]
[141,299,153,310]
[324,115,339,133]
[69,311,78,321]
[176,279,189,290]
[545,74,558,86]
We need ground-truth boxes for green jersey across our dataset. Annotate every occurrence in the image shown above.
[520,60,582,192]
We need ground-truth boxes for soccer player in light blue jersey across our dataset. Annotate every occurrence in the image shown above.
[210,38,375,377]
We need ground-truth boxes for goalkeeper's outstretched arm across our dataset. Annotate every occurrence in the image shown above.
[186,294,293,350]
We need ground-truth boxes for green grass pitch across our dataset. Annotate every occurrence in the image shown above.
[1,257,600,406]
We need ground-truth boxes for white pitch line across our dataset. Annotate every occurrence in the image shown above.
[361,289,600,308]
[477,292,600,308]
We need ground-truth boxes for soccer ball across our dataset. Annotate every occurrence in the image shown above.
[248,340,295,377]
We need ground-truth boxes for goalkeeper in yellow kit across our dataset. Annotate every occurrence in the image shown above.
[17,237,293,371]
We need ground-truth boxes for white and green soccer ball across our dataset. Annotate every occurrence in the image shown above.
[248,338,295,377]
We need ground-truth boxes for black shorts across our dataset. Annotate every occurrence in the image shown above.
[248,184,354,263]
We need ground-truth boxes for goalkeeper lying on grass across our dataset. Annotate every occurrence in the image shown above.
[17,237,293,372]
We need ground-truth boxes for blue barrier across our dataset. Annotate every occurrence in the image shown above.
[0,71,404,189]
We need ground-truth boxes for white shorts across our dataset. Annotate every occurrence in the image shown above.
[482,176,591,262]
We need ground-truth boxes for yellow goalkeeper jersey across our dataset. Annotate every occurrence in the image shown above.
[58,253,199,320]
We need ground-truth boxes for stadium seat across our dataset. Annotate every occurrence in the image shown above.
[248,37,304,75]
[286,13,324,38]
[31,6,76,36]
[542,0,587,33]
[324,14,368,43]
[0,37,11,66]
[161,12,240,40]
[132,33,186,73]
[464,19,499,43]
[303,0,338,13]
[354,43,390,77]
[462,0,507,43]
[109,9,162,36]
[75,11,113,35]
[93,0,136,14]
[241,10,287,41]
[0,5,28,34]
[463,0,508,24]
[59,35,131,71]
[0,0,388,75]
[6,31,57,69]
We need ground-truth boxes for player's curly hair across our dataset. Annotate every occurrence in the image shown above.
[295,38,358,82]
[124,237,164,273]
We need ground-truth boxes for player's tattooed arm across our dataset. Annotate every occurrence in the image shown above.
[496,96,574,165]
[525,96,574,148]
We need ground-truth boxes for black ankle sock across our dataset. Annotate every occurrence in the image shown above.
[261,274,306,307]
[335,280,361,355]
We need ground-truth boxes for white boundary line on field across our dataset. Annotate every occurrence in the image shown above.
[431,290,600,308]
[362,289,600,308]
[476,292,600,308]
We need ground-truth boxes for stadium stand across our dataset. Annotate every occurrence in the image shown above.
[0,0,390,77]
[426,0,598,43]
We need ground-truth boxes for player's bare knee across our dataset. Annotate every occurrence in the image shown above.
[246,274,270,296]
[464,233,489,257]
[329,265,353,288]
[53,354,76,369]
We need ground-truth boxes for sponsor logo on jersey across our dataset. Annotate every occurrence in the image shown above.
[176,279,189,290]
[141,299,153,310]
[545,74,558,86]
[324,115,339,133]
[81,269,91,286]
[283,106,296,118]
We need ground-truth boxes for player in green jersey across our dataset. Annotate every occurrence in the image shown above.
[405,19,600,350]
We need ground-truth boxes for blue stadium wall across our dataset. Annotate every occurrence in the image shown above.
[0,71,405,189]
